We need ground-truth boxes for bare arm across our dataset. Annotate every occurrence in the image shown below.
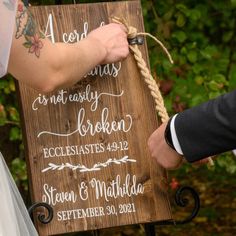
[8,1,129,92]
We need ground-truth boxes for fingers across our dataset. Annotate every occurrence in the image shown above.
[105,23,128,35]
[117,23,128,35]
[89,23,129,64]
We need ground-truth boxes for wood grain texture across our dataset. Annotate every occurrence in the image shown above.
[16,1,172,235]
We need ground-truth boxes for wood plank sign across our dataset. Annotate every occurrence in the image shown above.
[17,1,172,235]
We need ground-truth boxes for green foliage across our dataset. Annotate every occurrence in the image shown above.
[0,76,21,133]
[142,0,236,173]
[216,152,236,174]
[11,157,28,191]
[0,75,22,186]
[143,0,236,106]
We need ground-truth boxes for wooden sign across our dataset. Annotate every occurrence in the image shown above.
[17,1,172,235]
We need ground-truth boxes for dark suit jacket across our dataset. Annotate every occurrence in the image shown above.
[175,90,236,162]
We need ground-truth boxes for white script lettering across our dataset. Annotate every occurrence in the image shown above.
[32,84,123,111]
[89,174,144,202]
[37,107,133,138]
[42,184,77,206]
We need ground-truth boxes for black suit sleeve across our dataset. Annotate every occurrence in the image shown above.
[175,90,236,162]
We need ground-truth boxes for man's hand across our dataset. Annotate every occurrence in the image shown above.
[148,121,184,169]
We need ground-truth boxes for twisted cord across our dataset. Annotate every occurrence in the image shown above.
[113,17,214,166]
[113,17,170,123]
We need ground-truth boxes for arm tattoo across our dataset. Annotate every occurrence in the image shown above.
[16,2,44,58]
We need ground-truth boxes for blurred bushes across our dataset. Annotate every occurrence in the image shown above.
[142,0,236,173]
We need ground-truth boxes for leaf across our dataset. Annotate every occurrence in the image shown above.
[42,167,52,173]
[222,31,234,43]
[11,158,27,183]
[189,94,205,107]
[0,79,8,89]
[163,8,174,21]
[180,46,187,55]
[23,41,32,48]
[8,107,20,122]
[217,153,236,174]
[200,46,218,59]
[208,81,220,91]
[229,65,236,89]
[209,91,222,99]
[9,126,21,141]
[0,104,7,126]
[9,79,15,92]
[187,50,198,63]
[172,31,187,43]
[214,74,227,84]
[176,13,186,27]
[175,4,189,16]
[189,9,201,21]
[231,0,236,7]
[58,165,65,170]
[192,64,204,74]
[39,31,45,39]
[194,76,204,85]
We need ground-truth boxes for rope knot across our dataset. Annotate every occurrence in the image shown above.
[112,16,174,64]
[127,26,137,39]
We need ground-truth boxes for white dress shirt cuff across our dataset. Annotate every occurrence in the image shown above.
[170,114,183,155]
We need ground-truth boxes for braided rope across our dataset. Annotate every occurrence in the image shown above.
[113,17,170,123]
[130,46,169,122]
[113,17,214,166]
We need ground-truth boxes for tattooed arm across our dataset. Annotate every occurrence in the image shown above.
[8,0,129,92]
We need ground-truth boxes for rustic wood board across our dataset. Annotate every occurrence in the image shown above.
[17,1,172,235]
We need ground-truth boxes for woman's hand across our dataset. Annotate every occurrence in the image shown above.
[87,23,129,64]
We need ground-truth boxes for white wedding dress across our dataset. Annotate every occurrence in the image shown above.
[0,153,38,235]
[0,1,38,235]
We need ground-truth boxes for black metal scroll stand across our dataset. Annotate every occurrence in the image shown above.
[144,186,200,236]
[27,185,200,235]
[28,202,54,225]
